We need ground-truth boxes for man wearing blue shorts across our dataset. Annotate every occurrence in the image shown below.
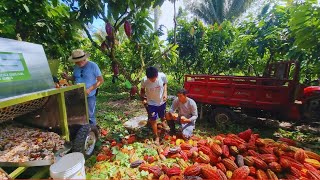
[165,89,198,140]
[140,66,168,144]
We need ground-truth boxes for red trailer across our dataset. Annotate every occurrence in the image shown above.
[184,61,320,127]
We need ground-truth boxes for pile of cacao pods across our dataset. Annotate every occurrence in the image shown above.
[128,129,320,179]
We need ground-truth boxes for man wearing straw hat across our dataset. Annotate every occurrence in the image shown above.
[62,49,104,125]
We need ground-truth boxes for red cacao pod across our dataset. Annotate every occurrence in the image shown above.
[268,162,282,173]
[105,22,113,37]
[124,20,132,38]
[183,165,201,176]
[231,166,250,179]
[100,41,108,51]
[238,128,252,142]
[201,165,220,179]
[211,143,222,156]
[222,158,238,171]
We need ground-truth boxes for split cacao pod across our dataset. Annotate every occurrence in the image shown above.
[199,151,210,164]
[169,146,181,154]
[229,146,239,156]
[226,170,233,179]
[177,159,188,169]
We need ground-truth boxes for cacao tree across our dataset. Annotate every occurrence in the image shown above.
[62,0,169,86]
[0,0,82,60]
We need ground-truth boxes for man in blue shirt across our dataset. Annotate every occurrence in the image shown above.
[63,49,104,125]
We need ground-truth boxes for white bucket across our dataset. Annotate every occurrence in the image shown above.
[50,152,86,179]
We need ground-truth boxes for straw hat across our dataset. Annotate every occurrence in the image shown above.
[68,49,90,62]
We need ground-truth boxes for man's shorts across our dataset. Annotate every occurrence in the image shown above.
[147,103,166,120]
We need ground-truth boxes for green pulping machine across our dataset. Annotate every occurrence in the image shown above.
[0,38,99,179]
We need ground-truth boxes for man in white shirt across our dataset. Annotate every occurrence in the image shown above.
[165,89,198,140]
[140,66,168,144]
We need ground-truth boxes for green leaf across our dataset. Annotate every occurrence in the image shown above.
[22,4,29,13]
[52,0,58,7]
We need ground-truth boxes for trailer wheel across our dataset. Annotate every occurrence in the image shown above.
[72,124,99,158]
[212,108,234,130]
[304,96,320,121]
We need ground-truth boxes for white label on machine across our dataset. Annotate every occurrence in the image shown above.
[0,52,31,82]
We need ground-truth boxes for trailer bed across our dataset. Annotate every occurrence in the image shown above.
[184,75,296,111]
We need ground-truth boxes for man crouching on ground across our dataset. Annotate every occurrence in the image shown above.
[165,89,198,140]
[140,66,169,144]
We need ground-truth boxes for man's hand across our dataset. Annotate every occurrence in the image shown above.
[171,113,179,120]
[61,72,68,80]
[142,99,147,105]
[180,116,190,124]
[86,89,91,95]
[163,94,167,102]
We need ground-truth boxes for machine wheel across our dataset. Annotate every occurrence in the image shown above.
[212,107,235,130]
[72,124,99,158]
[304,96,320,121]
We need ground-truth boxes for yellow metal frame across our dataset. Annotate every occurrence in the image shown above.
[0,84,89,179]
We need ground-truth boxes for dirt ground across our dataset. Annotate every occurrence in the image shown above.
[98,98,320,153]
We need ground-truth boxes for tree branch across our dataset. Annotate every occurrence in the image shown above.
[115,9,135,31]
[82,24,99,49]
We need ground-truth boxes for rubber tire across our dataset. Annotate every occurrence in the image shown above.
[72,124,99,158]
[212,107,235,130]
[303,96,320,121]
